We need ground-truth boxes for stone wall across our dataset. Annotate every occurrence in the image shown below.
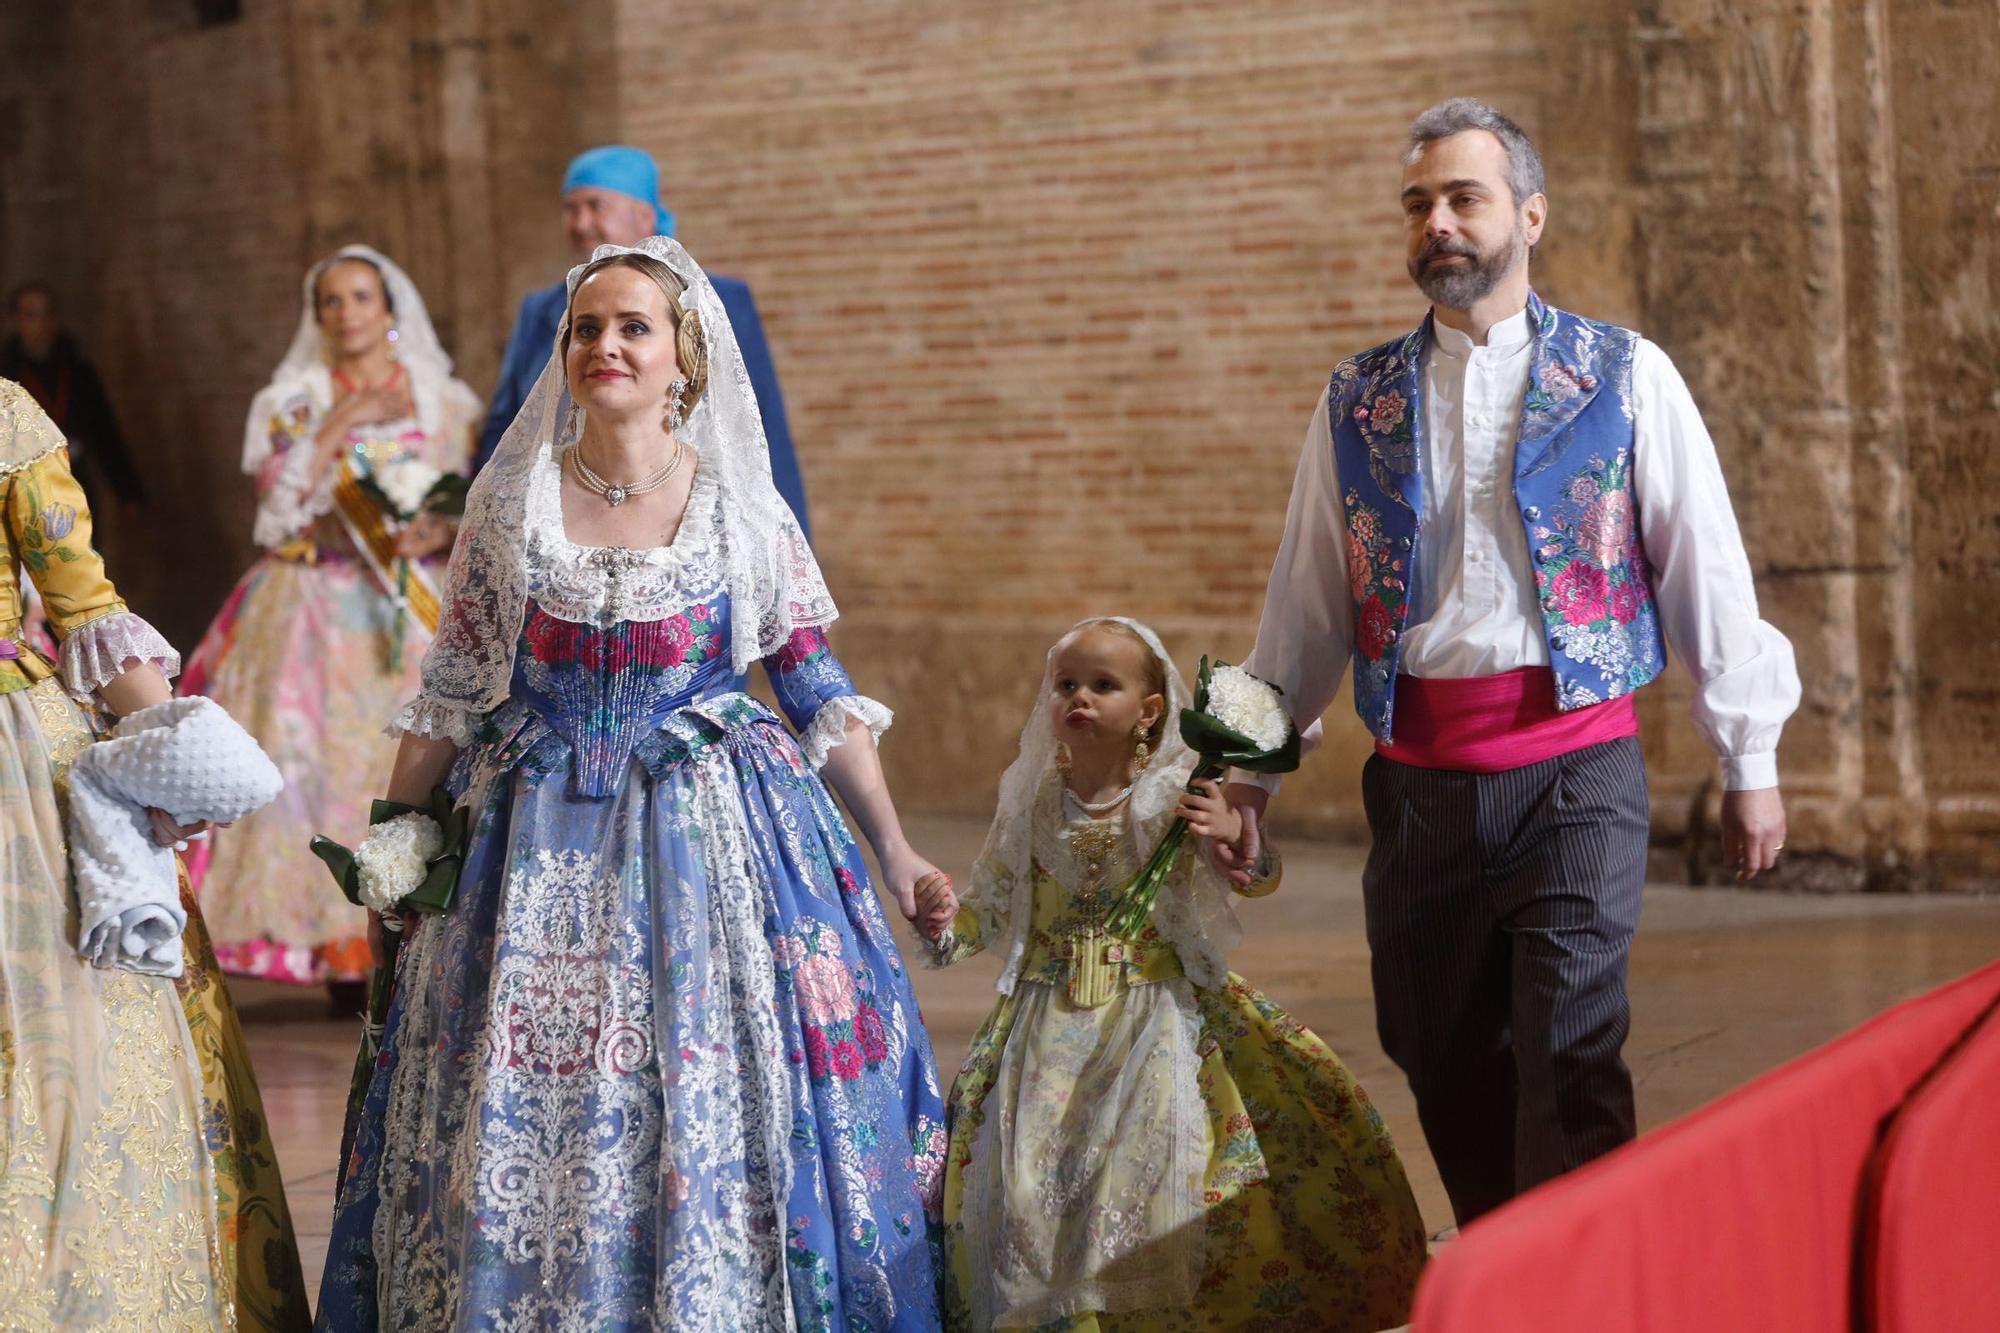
[1,0,1992,886]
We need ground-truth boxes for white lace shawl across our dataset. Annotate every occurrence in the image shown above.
[957,617,1242,993]
[394,237,835,745]
[241,244,479,550]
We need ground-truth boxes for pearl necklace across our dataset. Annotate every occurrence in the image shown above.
[569,438,687,506]
[1064,784,1133,817]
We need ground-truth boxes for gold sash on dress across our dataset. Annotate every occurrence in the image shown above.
[328,462,441,638]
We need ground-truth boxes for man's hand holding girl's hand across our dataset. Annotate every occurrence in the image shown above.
[1208,782,1269,887]
[1179,777,1244,847]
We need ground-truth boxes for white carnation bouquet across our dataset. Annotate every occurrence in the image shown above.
[355,811,446,914]
[1103,656,1302,937]
[310,788,468,1129]
[371,455,447,517]
[349,449,469,670]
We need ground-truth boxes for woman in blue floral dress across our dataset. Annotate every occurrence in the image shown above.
[316,239,948,1331]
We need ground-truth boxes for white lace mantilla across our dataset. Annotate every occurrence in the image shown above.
[955,618,1242,995]
[59,611,181,700]
[397,238,839,744]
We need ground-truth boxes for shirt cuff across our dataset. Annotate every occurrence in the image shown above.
[1721,751,1779,792]
[1226,768,1283,796]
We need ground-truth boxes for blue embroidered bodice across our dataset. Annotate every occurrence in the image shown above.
[492,591,862,798]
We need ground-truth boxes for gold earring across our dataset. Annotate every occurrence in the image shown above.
[1055,743,1072,776]
[1133,725,1151,770]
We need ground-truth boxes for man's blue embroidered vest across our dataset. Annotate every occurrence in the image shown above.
[1329,292,1667,742]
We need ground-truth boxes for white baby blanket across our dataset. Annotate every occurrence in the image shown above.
[69,696,283,976]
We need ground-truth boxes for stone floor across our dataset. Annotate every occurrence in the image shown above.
[240,815,2000,1304]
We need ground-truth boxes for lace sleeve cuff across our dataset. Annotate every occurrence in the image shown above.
[390,696,477,747]
[60,611,181,699]
[795,694,892,770]
[251,438,337,550]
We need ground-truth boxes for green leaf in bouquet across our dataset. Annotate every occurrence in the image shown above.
[422,473,471,519]
[403,858,459,916]
[1176,654,1303,776]
[429,785,466,837]
[367,797,424,826]
[308,835,362,906]
[1178,709,1303,774]
[353,470,402,519]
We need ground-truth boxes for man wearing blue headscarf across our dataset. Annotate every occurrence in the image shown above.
[478,145,810,540]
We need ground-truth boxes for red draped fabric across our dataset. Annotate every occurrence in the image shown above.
[1864,990,2000,1333]
[1411,962,2000,1333]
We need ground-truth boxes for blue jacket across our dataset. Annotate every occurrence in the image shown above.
[477,273,811,541]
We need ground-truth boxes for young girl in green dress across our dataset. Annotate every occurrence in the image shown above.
[917,616,1427,1331]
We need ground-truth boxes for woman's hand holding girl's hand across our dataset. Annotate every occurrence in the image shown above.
[912,871,958,942]
[879,846,944,922]
[1177,778,1243,845]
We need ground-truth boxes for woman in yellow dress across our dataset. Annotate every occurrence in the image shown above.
[181,246,478,1000]
[920,617,1427,1331]
[0,379,309,1330]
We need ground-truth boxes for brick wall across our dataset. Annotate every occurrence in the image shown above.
[2,0,1993,886]
[614,0,1553,838]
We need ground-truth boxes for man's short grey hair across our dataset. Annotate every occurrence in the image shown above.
[1407,98,1545,206]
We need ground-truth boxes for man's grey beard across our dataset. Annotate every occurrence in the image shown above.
[1410,226,1528,309]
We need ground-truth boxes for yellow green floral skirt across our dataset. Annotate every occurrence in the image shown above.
[175,875,314,1332]
[943,975,1427,1332]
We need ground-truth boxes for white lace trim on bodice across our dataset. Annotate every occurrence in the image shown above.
[524,444,728,628]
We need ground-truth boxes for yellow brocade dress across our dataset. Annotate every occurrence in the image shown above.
[935,795,1426,1332]
[0,380,309,1332]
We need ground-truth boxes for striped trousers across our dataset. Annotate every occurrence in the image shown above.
[1361,736,1650,1225]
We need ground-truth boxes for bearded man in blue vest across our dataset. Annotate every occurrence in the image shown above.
[1219,99,1801,1226]
[478,145,810,540]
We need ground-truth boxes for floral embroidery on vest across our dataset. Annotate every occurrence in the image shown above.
[1328,294,1666,739]
[1343,491,1411,654]
[1526,359,1598,414]
[1529,449,1663,705]
[1341,333,1424,506]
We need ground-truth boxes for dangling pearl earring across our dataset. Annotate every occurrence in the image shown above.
[385,326,401,360]
[666,378,689,432]
[562,402,583,445]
